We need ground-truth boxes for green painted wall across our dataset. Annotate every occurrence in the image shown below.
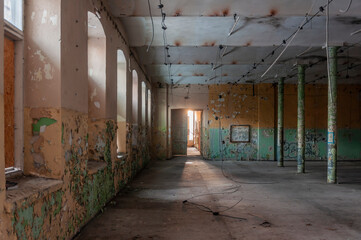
[204,127,361,161]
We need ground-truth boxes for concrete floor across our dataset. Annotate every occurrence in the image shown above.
[75,157,361,240]
[187,147,201,156]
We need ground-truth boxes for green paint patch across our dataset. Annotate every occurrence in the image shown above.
[33,118,57,133]
[209,128,258,160]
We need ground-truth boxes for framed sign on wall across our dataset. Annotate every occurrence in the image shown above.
[230,125,250,143]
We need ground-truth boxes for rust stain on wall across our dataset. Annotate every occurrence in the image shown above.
[245,41,252,47]
[222,8,230,16]
[174,41,181,47]
[269,8,278,17]
[174,9,182,16]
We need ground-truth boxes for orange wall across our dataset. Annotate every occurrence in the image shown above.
[208,83,361,130]
[209,84,259,128]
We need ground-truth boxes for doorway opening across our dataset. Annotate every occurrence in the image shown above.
[187,110,201,156]
[170,109,202,157]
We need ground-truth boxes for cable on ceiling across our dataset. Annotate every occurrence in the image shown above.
[146,0,155,52]
[261,0,320,78]
[158,0,173,86]
[235,0,335,83]
[339,0,353,13]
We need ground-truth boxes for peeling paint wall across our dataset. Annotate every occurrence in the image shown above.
[153,84,209,159]
[152,86,168,159]
[24,0,61,108]
[2,0,152,239]
[154,83,361,161]
[208,84,259,160]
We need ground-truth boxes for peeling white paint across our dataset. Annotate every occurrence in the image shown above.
[50,14,58,26]
[44,63,53,80]
[35,50,46,62]
[41,10,48,24]
[89,68,94,77]
[94,101,101,109]
[33,68,43,82]
[31,12,36,21]
[69,131,73,145]
[40,125,47,133]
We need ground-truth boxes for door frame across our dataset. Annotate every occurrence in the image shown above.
[170,108,203,157]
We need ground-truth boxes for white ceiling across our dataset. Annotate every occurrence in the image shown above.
[107,0,361,85]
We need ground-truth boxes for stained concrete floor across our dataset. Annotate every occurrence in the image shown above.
[187,147,201,156]
[75,157,361,240]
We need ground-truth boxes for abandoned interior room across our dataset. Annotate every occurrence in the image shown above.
[0,0,361,239]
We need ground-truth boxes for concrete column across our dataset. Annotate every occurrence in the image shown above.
[297,65,306,173]
[24,0,63,179]
[327,47,338,184]
[277,77,285,167]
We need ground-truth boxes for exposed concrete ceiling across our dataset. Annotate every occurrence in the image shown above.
[108,0,361,85]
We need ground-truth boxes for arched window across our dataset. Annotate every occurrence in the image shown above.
[141,81,146,126]
[117,50,126,153]
[132,70,138,124]
[88,11,106,160]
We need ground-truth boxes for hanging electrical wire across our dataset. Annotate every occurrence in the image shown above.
[339,0,353,13]
[158,0,173,86]
[257,39,361,85]
[146,0,155,52]
[306,63,361,84]
[235,0,335,83]
[261,0,319,78]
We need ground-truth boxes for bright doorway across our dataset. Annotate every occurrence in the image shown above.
[171,109,202,157]
[186,110,202,156]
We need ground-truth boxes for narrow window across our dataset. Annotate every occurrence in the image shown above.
[117,50,126,154]
[141,82,146,126]
[88,11,106,161]
[132,70,139,145]
[147,89,151,129]
[132,70,138,124]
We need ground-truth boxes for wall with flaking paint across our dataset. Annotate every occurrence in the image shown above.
[1,0,153,239]
[154,83,361,161]
[152,84,209,159]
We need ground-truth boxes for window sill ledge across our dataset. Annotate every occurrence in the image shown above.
[5,167,23,178]
[116,153,128,161]
[5,176,63,213]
